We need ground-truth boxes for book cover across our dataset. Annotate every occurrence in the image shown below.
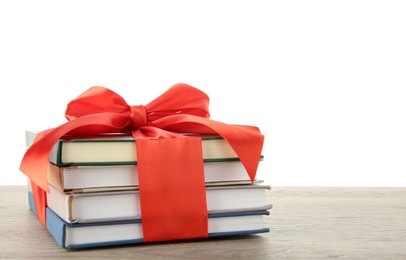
[28,192,270,249]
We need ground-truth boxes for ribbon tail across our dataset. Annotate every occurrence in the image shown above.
[30,180,47,226]
[153,115,264,182]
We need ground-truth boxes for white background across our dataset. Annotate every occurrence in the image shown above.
[1,0,405,187]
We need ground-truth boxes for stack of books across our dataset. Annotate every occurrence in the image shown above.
[25,130,272,249]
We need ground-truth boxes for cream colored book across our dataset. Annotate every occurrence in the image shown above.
[25,130,262,166]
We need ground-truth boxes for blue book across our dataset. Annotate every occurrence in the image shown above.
[28,192,270,249]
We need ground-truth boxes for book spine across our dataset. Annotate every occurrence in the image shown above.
[46,207,67,248]
[25,130,37,148]
[49,142,60,165]
[28,191,37,214]
[28,191,67,248]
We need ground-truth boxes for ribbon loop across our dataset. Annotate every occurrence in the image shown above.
[130,105,148,129]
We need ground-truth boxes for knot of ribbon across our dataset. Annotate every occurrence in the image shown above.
[130,105,148,128]
[20,83,264,243]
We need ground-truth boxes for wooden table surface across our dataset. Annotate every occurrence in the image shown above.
[1,186,405,259]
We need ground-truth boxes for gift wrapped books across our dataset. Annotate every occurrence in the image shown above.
[20,84,272,249]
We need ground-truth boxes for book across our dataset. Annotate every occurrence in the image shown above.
[40,182,272,223]
[46,160,257,192]
[28,192,270,249]
[26,130,261,166]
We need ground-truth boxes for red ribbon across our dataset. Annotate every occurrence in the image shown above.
[20,83,264,242]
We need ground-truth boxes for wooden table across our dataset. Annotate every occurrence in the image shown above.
[1,186,405,259]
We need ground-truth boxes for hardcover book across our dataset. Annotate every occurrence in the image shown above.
[37,182,272,223]
[46,160,258,192]
[26,130,262,166]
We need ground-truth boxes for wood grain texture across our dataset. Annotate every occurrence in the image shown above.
[1,186,406,259]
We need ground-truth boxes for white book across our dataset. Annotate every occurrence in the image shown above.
[46,160,260,192]
[41,184,272,223]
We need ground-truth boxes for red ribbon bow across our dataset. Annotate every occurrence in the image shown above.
[20,83,264,242]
